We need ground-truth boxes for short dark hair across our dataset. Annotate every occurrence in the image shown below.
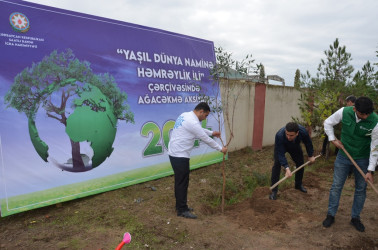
[345,95,356,103]
[355,96,374,114]
[285,122,299,133]
[194,102,211,112]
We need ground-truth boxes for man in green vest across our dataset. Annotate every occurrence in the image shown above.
[322,96,377,232]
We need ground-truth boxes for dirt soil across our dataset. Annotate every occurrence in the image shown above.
[1,146,378,249]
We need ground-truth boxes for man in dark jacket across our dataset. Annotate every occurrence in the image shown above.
[269,122,316,200]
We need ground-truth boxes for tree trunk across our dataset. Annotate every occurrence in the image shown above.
[221,154,226,214]
[70,139,85,169]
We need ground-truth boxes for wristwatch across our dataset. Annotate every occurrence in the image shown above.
[368,171,374,175]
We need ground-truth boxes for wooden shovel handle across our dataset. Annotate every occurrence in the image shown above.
[341,146,378,195]
[269,155,321,191]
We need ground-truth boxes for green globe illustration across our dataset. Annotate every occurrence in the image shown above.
[66,83,117,169]
[5,50,134,172]
[28,83,118,172]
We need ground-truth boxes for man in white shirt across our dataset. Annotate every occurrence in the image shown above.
[321,95,356,156]
[168,102,227,219]
[322,96,377,232]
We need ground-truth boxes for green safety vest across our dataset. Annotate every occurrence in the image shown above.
[340,106,378,159]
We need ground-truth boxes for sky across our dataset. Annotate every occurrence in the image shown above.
[24,0,378,86]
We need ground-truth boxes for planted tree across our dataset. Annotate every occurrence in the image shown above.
[203,46,259,212]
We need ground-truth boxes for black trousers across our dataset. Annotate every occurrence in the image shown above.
[270,147,304,192]
[321,135,328,156]
[321,134,339,156]
[169,155,190,213]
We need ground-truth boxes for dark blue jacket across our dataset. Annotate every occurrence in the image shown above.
[274,125,314,168]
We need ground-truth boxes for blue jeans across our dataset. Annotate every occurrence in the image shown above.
[327,152,369,218]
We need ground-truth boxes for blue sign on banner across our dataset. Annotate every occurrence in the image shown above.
[0,0,225,216]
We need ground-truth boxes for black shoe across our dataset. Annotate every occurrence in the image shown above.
[269,191,277,200]
[322,214,335,228]
[350,218,365,232]
[177,210,197,219]
[295,185,307,193]
[176,207,194,212]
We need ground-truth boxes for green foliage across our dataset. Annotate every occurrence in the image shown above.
[294,69,301,89]
[294,88,340,134]
[224,171,270,205]
[89,73,134,122]
[312,90,340,134]
[317,38,354,89]
[292,79,315,129]
[251,171,270,186]
[294,38,377,134]
[201,169,271,207]
[349,61,377,106]
[5,49,134,124]
[259,63,266,82]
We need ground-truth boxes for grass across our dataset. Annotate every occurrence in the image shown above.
[0,152,223,217]
[1,138,338,249]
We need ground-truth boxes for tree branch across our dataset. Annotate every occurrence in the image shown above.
[46,112,63,123]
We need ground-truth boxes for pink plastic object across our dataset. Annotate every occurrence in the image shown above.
[115,232,131,250]
[122,232,131,244]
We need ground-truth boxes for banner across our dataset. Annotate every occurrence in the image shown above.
[0,0,225,216]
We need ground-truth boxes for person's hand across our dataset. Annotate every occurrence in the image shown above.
[285,167,292,177]
[221,147,227,154]
[212,131,221,138]
[331,139,343,149]
[365,172,374,183]
[308,156,316,164]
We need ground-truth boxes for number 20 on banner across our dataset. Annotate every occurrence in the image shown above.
[141,120,209,157]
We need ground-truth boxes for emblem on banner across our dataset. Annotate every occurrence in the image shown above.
[9,12,30,33]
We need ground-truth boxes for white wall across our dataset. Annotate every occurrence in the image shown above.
[220,82,301,151]
[263,85,302,146]
[220,80,255,151]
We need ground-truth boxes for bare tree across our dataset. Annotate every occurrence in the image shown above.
[203,46,259,212]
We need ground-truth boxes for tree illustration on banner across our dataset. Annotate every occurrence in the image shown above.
[5,49,134,172]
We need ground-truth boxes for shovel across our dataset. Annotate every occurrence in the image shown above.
[341,146,378,195]
[270,155,321,190]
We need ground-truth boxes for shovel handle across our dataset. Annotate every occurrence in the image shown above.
[341,147,378,195]
[269,155,321,191]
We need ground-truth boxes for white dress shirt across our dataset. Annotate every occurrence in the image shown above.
[168,111,222,158]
